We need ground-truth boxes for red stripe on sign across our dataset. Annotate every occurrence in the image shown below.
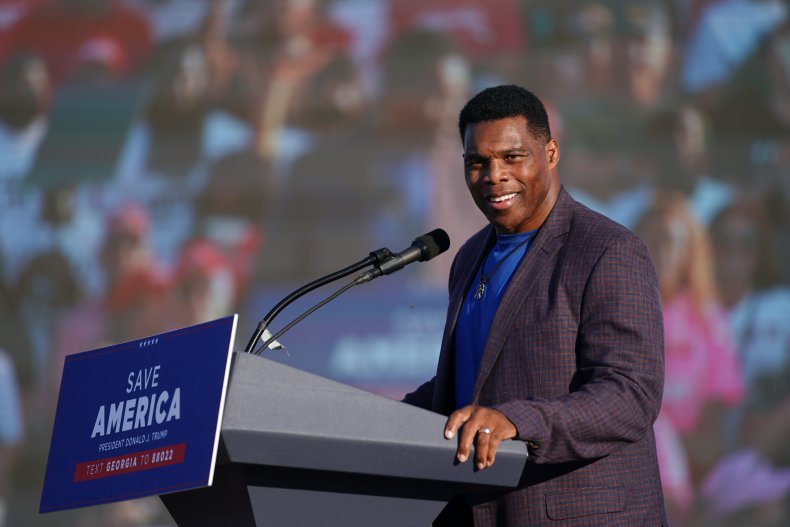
[73,443,186,482]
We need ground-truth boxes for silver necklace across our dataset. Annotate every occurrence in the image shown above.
[474,233,535,300]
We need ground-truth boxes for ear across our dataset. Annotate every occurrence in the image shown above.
[545,138,560,168]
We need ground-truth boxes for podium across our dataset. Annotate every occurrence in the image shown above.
[160,351,528,526]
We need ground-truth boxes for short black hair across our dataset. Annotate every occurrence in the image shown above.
[458,85,551,143]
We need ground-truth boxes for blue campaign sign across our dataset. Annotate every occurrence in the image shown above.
[40,315,237,513]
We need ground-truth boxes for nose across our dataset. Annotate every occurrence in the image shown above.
[482,159,508,184]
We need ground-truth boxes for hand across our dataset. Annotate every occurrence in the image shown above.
[444,405,517,470]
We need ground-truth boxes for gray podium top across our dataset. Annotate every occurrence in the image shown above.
[222,351,528,488]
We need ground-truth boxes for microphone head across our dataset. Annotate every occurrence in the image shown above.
[413,228,450,261]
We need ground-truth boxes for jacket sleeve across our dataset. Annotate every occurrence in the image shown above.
[402,377,437,410]
[494,233,664,464]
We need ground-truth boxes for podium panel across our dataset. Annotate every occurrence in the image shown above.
[162,352,528,526]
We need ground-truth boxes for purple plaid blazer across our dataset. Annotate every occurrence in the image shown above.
[405,187,668,526]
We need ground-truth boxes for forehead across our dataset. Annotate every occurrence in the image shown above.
[462,116,536,151]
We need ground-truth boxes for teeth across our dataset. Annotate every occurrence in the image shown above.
[490,193,517,203]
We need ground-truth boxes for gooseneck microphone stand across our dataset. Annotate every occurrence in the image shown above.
[243,248,393,354]
[243,229,450,355]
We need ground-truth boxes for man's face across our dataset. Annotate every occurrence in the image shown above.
[463,116,559,234]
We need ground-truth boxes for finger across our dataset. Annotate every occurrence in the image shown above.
[474,427,492,470]
[456,420,480,463]
[444,406,474,439]
[485,434,503,468]
[457,416,492,464]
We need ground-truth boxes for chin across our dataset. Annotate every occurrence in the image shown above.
[492,223,516,234]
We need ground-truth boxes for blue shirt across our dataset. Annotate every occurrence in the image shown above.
[454,230,537,408]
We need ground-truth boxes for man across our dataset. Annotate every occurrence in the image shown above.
[403,85,667,525]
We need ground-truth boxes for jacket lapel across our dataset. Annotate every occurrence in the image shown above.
[470,187,574,403]
[433,227,495,411]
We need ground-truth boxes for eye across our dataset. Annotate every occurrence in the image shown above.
[464,157,483,169]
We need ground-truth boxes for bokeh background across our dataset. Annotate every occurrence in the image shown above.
[0,0,789,525]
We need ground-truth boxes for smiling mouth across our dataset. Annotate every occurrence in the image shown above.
[488,192,518,203]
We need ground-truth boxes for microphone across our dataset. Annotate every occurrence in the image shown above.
[356,228,450,284]
[245,229,450,354]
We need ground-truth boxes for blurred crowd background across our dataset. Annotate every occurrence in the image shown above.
[0,0,789,525]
